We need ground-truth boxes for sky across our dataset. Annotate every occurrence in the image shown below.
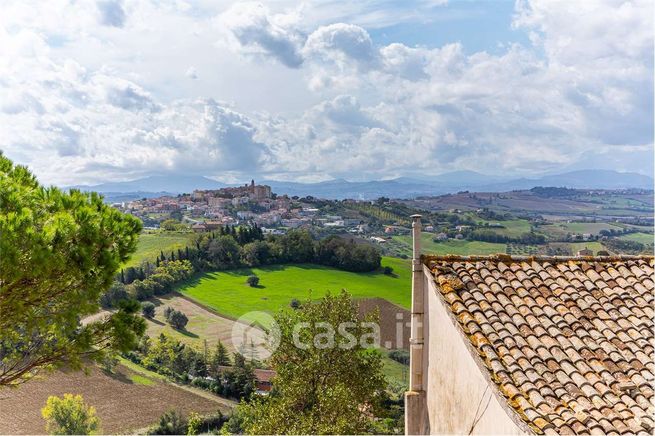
[0,0,653,185]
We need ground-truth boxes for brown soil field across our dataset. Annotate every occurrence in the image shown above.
[0,365,232,434]
[357,298,410,350]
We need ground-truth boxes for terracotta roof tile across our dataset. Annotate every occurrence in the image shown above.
[427,255,654,435]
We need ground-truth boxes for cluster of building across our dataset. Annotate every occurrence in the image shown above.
[116,180,370,233]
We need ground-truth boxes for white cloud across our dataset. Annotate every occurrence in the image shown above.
[216,2,305,68]
[0,0,652,185]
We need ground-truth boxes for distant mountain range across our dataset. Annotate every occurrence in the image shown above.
[67,170,653,201]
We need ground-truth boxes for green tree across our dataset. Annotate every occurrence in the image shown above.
[238,291,386,434]
[207,235,241,267]
[277,230,315,263]
[246,274,260,287]
[0,153,145,386]
[99,281,129,309]
[168,310,189,330]
[240,240,271,266]
[41,394,100,435]
[149,410,187,435]
[142,302,156,318]
[209,341,231,377]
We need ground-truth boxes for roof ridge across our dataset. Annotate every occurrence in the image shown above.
[423,253,654,263]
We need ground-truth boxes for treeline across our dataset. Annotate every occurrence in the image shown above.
[603,238,646,254]
[467,230,546,244]
[118,226,381,284]
[126,335,258,401]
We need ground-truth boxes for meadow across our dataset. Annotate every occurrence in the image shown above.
[618,232,654,245]
[392,232,506,257]
[477,219,532,237]
[539,222,623,239]
[123,231,196,267]
[177,257,411,325]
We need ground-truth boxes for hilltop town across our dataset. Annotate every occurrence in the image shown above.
[115,182,654,258]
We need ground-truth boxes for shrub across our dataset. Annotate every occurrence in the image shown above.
[163,306,174,321]
[142,302,156,319]
[41,394,100,435]
[246,275,260,287]
[148,410,187,435]
[388,349,409,365]
[290,298,300,309]
[383,266,394,275]
[186,412,202,435]
[168,310,189,330]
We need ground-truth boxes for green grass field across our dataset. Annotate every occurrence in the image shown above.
[479,219,532,237]
[393,232,506,256]
[569,241,606,253]
[541,222,623,239]
[124,231,196,268]
[618,232,654,245]
[178,257,410,325]
[382,355,408,385]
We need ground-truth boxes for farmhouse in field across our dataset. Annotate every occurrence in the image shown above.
[405,215,654,435]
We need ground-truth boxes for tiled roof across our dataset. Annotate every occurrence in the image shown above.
[426,254,654,435]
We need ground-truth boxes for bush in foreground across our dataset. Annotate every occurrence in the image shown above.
[41,394,100,435]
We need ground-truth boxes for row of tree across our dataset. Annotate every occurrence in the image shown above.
[128,335,258,401]
[467,230,546,244]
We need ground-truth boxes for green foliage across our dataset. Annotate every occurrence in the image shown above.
[272,229,316,263]
[186,412,202,435]
[604,238,646,254]
[165,309,189,330]
[0,153,145,385]
[209,341,231,376]
[237,291,386,434]
[388,349,409,365]
[317,236,381,272]
[99,282,130,309]
[246,274,260,287]
[240,240,272,266]
[149,410,187,435]
[207,235,241,267]
[160,219,187,231]
[126,260,194,300]
[41,394,100,435]
[142,302,156,318]
[138,334,254,400]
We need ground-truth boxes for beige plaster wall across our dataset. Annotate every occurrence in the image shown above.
[422,268,530,435]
